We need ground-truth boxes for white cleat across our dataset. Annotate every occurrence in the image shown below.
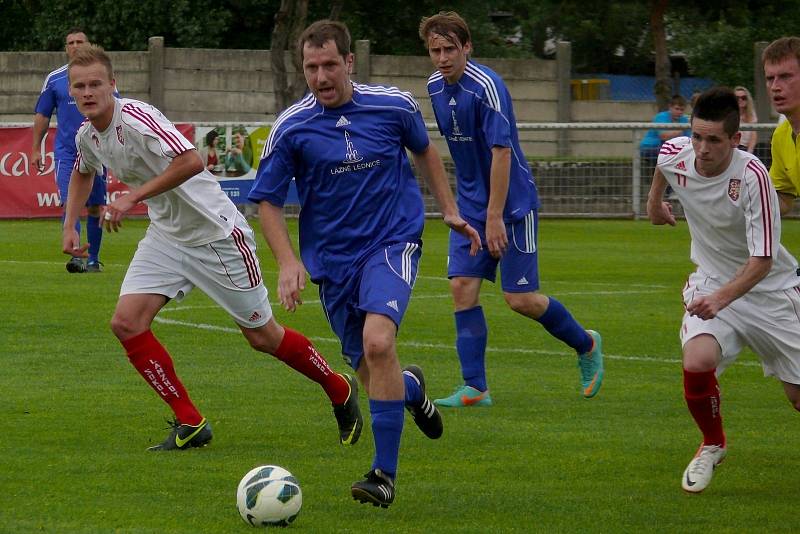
[682,444,727,493]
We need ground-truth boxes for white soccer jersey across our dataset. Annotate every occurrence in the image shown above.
[75,98,238,246]
[658,137,798,292]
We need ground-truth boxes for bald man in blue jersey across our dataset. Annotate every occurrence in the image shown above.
[419,11,604,405]
[32,28,108,273]
[250,20,480,508]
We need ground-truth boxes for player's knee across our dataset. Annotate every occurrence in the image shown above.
[362,332,394,362]
[110,313,140,340]
[504,291,546,317]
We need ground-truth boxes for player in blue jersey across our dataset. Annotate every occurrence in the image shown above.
[249,19,480,508]
[419,11,604,405]
[32,28,108,273]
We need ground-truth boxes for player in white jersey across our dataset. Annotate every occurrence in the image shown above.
[62,45,363,451]
[647,87,800,493]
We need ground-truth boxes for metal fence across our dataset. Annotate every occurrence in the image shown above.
[419,122,782,219]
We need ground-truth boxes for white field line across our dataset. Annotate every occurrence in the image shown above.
[151,315,762,369]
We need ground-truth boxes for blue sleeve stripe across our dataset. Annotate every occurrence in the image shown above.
[465,63,501,112]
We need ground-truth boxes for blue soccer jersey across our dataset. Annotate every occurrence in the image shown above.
[427,60,539,223]
[35,65,86,161]
[249,83,428,284]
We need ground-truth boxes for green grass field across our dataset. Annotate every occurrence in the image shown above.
[2,217,799,533]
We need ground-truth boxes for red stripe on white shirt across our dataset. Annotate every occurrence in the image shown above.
[748,160,772,256]
[122,104,190,155]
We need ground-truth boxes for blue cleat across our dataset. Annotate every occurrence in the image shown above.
[578,330,604,398]
[433,385,492,407]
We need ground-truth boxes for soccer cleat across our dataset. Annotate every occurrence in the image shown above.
[682,444,727,493]
[85,261,104,273]
[433,384,493,407]
[351,469,395,508]
[332,374,363,446]
[147,418,213,451]
[578,330,604,398]
[402,365,443,439]
[66,257,86,273]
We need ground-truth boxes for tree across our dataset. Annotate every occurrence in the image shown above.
[270,0,308,114]
[650,0,671,110]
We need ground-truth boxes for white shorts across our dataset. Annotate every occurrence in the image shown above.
[681,272,800,384]
[120,212,272,328]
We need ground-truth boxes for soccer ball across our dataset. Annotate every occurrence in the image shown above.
[236,465,302,527]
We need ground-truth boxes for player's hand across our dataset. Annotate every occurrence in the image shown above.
[62,228,89,258]
[687,294,728,320]
[485,214,507,259]
[277,260,307,312]
[31,151,44,174]
[443,214,482,256]
[102,194,137,232]
[647,200,676,226]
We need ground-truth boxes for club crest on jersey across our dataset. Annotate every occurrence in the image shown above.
[116,125,125,145]
[342,130,363,164]
[728,178,741,201]
[451,110,463,136]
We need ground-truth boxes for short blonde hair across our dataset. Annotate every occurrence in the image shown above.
[68,45,114,80]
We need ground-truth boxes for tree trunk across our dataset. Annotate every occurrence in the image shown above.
[651,0,671,110]
[270,0,309,115]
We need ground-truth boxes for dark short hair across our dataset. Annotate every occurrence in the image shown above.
[205,130,219,145]
[298,19,351,60]
[65,27,86,40]
[691,87,740,137]
[669,94,687,107]
[763,36,800,66]
[68,45,114,80]
[419,11,471,48]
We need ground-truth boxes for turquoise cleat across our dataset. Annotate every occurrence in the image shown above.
[433,385,493,407]
[578,330,604,398]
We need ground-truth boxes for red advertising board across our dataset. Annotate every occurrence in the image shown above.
[0,123,195,218]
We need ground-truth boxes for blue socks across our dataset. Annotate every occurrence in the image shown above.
[455,306,488,391]
[369,399,404,479]
[403,372,422,406]
[86,215,103,263]
[535,297,593,354]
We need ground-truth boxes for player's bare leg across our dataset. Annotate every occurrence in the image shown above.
[781,381,800,412]
[351,314,403,507]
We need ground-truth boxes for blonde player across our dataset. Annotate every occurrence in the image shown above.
[62,45,363,450]
[647,87,800,493]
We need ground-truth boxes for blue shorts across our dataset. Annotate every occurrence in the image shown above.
[57,158,107,207]
[448,209,540,293]
[320,242,422,370]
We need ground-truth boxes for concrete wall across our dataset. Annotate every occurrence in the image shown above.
[0,40,657,158]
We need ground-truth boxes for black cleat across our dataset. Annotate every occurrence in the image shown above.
[403,365,443,439]
[332,373,363,445]
[148,418,212,451]
[85,261,104,273]
[351,469,395,508]
[66,257,86,273]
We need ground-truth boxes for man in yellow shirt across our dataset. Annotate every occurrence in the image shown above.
[764,37,800,215]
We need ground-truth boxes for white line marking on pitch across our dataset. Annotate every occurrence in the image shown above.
[151,315,761,368]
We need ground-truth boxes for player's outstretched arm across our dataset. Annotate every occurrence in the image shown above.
[646,168,676,226]
[412,144,481,256]
[258,201,307,312]
[62,168,95,258]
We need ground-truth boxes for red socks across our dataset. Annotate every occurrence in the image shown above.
[683,369,726,447]
[273,327,349,405]
[122,330,203,426]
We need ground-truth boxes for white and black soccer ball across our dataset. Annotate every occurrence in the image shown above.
[236,465,302,527]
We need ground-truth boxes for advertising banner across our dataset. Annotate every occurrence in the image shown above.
[0,123,195,219]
